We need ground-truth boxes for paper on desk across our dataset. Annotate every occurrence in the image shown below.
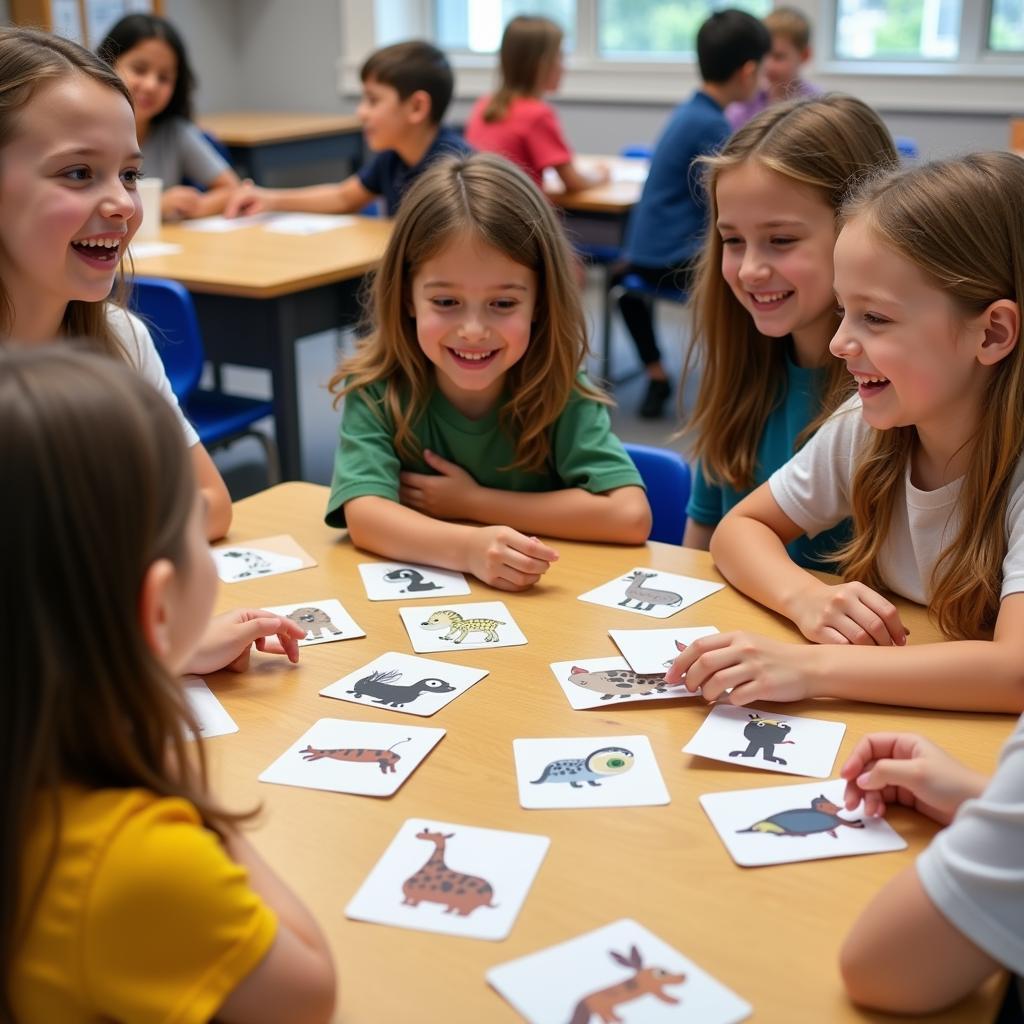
[610,160,648,183]
[183,214,270,233]
[128,240,184,259]
[262,213,357,235]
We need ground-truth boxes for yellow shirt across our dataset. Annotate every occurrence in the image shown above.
[13,786,277,1023]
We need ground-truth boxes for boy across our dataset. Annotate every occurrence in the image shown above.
[613,10,770,418]
[225,41,470,218]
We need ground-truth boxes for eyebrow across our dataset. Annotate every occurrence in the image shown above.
[51,146,144,161]
[836,290,905,307]
[420,281,530,291]
[717,218,806,230]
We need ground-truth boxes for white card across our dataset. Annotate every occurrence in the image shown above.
[346,818,549,940]
[262,212,357,234]
[699,778,906,867]
[609,626,720,675]
[262,598,365,646]
[684,705,846,779]
[549,656,692,710]
[128,240,183,259]
[320,652,488,717]
[212,546,303,582]
[579,568,724,620]
[358,561,471,601]
[399,601,526,653]
[258,718,443,798]
[487,918,751,1024]
[514,736,669,809]
[183,676,237,738]
[182,213,269,232]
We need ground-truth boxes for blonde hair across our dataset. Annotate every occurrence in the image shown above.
[836,152,1024,640]
[684,94,898,490]
[328,152,605,472]
[765,6,812,51]
[482,15,562,123]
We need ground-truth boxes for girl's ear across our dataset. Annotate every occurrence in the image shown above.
[138,557,177,662]
[975,299,1020,367]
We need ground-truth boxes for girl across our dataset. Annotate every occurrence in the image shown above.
[465,15,608,192]
[682,94,898,569]
[2,347,333,1022]
[326,153,651,590]
[98,14,240,221]
[669,152,1024,713]
[0,27,232,539]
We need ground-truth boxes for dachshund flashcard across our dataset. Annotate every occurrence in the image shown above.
[263,598,366,647]
[578,567,724,620]
[399,601,527,653]
[358,560,471,601]
[211,534,316,583]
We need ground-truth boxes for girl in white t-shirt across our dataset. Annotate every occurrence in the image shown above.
[667,151,1024,712]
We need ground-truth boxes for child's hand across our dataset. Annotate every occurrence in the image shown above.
[161,185,204,222]
[186,609,306,675]
[467,526,559,591]
[399,450,483,520]
[223,180,267,219]
[841,733,988,824]
[791,580,909,646]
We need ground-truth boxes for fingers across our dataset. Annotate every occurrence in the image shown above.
[664,633,734,685]
[857,587,909,645]
[422,448,458,473]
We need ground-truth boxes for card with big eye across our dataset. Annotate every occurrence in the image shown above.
[212,534,316,583]
[609,625,720,676]
[358,560,471,601]
[578,568,724,619]
[262,598,365,646]
[399,601,526,653]
[183,676,237,739]
[549,656,695,710]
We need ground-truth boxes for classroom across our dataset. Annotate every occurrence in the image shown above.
[1,1,1022,1022]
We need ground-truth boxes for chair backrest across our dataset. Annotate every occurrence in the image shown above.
[620,144,653,159]
[129,276,205,400]
[624,442,691,545]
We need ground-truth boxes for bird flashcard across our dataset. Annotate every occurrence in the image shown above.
[212,534,316,583]
[263,598,365,646]
[549,656,692,711]
[358,561,471,600]
[578,568,724,620]
[399,601,526,653]
[609,625,720,676]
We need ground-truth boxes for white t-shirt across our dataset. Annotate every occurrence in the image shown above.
[768,396,1024,605]
[108,305,199,448]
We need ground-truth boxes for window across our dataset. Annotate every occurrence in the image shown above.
[436,0,576,52]
[990,0,1024,52]
[834,0,962,60]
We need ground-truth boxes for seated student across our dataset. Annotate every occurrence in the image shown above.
[225,41,470,219]
[98,14,241,221]
[326,154,651,590]
[613,9,770,418]
[726,6,820,131]
[465,15,607,192]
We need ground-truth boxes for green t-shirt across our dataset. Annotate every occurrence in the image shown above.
[325,379,644,528]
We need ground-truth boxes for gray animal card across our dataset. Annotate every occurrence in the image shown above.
[320,652,488,717]
[183,676,237,739]
[263,598,365,647]
[212,534,317,583]
[487,918,752,1024]
[513,736,669,809]
[609,626,720,676]
[549,656,696,711]
[399,601,527,653]
[346,818,549,940]
[684,705,847,779]
[258,718,444,798]
[358,561,471,601]
[700,778,906,868]
[579,568,724,620]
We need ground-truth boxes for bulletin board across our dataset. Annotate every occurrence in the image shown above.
[10,0,165,49]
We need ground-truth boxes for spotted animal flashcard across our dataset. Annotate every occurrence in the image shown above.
[262,598,365,647]
[212,534,316,583]
[549,656,693,711]
[258,718,444,798]
[578,568,724,620]
[358,561,471,601]
[399,601,526,653]
[183,676,237,739]
[609,626,720,676]
[346,818,549,940]
[320,652,488,717]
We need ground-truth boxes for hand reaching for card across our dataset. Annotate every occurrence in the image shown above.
[467,526,559,591]
[790,580,909,647]
[186,609,306,675]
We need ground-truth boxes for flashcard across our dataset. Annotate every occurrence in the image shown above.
[127,240,183,259]
[183,676,237,739]
[549,656,694,710]
[684,704,846,779]
[262,598,365,646]
[346,818,549,940]
[182,213,269,232]
[258,718,443,798]
[358,560,471,601]
[488,918,751,1024]
[212,534,316,583]
[399,601,526,653]
[699,778,906,867]
[609,626,720,676]
[262,212,357,235]
[513,736,669,809]
[579,568,724,619]
[320,651,488,717]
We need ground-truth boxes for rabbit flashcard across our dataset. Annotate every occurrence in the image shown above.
[578,568,723,620]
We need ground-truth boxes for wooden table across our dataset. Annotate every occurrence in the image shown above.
[205,482,1010,1023]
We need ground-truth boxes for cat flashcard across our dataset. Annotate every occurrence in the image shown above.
[578,568,724,620]
[358,560,471,600]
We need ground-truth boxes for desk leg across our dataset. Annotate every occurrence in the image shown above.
[270,296,303,481]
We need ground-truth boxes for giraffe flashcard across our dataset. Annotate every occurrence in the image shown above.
[212,534,316,583]
[358,561,471,601]
[609,626,720,676]
[399,601,527,653]
[262,598,365,647]
[578,568,724,620]
[487,918,752,1024]
[549,656,695,710]
[183,676,237,739]
[346,818,550,940]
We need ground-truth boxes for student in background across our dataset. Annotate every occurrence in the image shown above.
[0,27,231,539]
[225,41,469,219]
[614,9,770,418]
[668,153,1024,714]
[726,7,820,131]
[326,154,651,590]
[98,13,241,221]
[465,15,607,192]
[682,96,898,566]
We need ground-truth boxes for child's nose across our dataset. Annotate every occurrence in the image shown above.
[738,249,769,284]
[100,181,138,220]
[458,313,489,341]
[829,321,859,358]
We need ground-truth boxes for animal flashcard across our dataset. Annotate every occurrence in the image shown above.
[399,601,527,653]
[262,598,365,647]
[487,918,752,1024]
[684,705,847,779]
[212,534,316,583]
[320,652,488,717]
[609,626,720,676]
[514,736,670,810]
[699,778,906,867]
[578,567,724,620]
[258,718,444,798]
[549,656,693,711]
[183,676,238,739]
[358,560,471,601]
[346,818,549,940]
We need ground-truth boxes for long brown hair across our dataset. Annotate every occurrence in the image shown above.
[0,347,244,1020]
[836,152,1024,639]
[684,94,898,490]
[0,27,135,356]
[482,15,562,122]
[329,152,605,473]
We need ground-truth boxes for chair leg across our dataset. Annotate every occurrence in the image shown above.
[248,429,282,486]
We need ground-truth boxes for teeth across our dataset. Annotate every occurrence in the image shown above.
[752,291,789,303]
[855,374,889,384]
[74,238,120,249]
[453,349,493,361]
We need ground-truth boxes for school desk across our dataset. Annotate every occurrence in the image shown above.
[130,218,392,480]
[202,481,1010,1024]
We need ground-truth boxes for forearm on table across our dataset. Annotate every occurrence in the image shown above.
[264,183,351,214]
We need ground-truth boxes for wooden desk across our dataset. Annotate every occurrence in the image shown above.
[205,482,1010,1024]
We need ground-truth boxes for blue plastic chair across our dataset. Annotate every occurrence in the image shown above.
[620,144,653,160]
[894,135,919,163]
[130,276,280,482]
[624,443,691,545]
